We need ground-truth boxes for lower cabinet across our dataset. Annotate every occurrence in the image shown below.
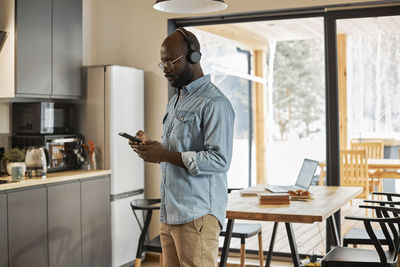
[8,187,48,267]
[81,176,111,267]
[48,181,82,267]
[1,174,111,267]
[0,193,7,267]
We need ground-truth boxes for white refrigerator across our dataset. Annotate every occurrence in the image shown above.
[80,65,145,267]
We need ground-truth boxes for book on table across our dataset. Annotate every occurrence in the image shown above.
[258,193,290,205]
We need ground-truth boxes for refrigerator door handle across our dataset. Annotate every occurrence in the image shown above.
[110,188,144,201]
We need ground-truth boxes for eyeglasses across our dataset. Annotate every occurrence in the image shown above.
[158,54,184,71]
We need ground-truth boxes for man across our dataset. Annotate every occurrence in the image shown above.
[130,27,235,266]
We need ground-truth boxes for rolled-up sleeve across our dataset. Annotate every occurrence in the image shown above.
[182,97,235,176]
[181,151,199,175]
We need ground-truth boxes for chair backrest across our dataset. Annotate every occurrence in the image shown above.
[340,149,369,198]
[357,205,400,263]
[350,142,384,159]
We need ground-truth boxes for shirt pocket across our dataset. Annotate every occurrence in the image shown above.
[173,111,195,139]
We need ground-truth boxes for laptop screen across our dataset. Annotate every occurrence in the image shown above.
[294,159,319,190]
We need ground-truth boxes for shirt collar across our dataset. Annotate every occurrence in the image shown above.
[181,75,210,94]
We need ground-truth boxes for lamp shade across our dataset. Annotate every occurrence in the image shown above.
[153,0,227,14]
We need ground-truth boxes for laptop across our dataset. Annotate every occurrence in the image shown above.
[266,158,319,193]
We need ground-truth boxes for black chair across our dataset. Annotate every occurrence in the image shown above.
[219,188,264,267]
[343,192,400,247]
[322,205,400,267]
[130,199,162,267]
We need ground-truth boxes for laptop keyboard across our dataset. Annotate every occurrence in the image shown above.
[268,185,299,192]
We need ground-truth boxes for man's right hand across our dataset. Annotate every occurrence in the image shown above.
[129,130,150,147]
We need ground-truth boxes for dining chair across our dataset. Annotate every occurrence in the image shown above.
[219,188,264,267]
[350,142,384,194]
[130,199,162,267]
[350,142,384,159]
[340,149,370,200]
[343,192,400,247]
[322,205,400,267]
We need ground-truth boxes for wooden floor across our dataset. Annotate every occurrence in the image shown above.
[142,198,378,267]
[219,198,374,255]
[141,252,294,267]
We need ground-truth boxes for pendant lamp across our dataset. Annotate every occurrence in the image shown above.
[153,0,227,14]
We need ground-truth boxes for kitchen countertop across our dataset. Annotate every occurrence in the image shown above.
[0,169,112,191]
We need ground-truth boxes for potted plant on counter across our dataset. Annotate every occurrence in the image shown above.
[1,147,26,176]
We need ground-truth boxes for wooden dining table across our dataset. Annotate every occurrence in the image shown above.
[318,158,400,185]
[366,158,400,169]
[219,185,363,267]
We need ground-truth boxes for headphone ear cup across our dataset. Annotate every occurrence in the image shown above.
[188,51,201,64]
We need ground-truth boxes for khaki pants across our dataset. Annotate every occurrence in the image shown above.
[160,214,220,267]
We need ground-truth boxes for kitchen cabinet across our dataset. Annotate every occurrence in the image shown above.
[81,176,111,267]
[16,0,52,96]
[47,181,82,267]
[0,0,82,98]
[8,186,48,267]
[52,0,82,97]
[0,193,7,267]
[0,172,111,267]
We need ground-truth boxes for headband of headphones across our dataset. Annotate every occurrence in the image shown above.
[176,27,201,64]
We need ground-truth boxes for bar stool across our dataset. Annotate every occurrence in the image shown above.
[130,199,162,267]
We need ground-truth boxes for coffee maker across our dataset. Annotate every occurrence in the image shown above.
[25,147,48,178]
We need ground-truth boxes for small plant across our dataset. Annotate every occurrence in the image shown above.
[1,147,26,164]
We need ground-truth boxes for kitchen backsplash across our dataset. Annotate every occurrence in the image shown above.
[0,134,9,149]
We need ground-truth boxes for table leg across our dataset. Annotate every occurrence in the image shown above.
[328,215,340,247]
[285,223,301,267]
[326,211,341,253]
[265,222,279,267]
[219,219,235,267]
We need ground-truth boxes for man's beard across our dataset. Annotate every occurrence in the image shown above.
[169,63,193,89]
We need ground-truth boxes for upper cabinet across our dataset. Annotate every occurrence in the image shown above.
[52,0,82,97]
[16,0,52,96]
[0,0,82,99]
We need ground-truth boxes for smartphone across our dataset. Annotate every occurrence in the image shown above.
[118,132,142,143]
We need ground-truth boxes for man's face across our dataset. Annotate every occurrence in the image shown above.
[160,44,194,89]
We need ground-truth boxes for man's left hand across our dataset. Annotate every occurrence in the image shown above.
[132,140,167,163]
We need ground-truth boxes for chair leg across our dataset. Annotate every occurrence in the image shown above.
[318,168,326,186]
[159,254,163,267]
[378,179,383,200]
[135,258,142,267]
[257,232,264,267]
[240,242,245,267]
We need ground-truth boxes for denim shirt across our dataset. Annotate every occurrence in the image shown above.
[160,75,235,226]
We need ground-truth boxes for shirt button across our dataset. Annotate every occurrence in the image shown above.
[180,117,184,120]
[167,132,170,136]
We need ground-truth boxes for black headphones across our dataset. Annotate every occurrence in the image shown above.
[176,27,202,64]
